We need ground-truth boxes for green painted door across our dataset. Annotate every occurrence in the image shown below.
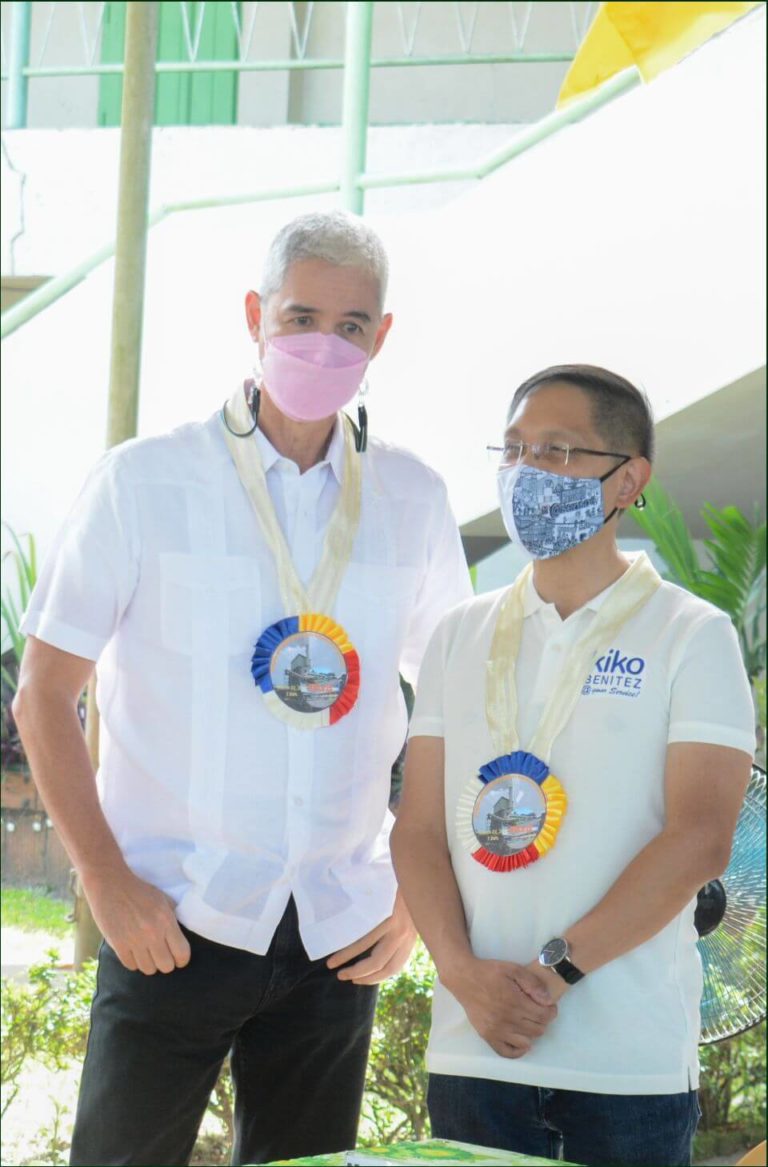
[99,2,240,127]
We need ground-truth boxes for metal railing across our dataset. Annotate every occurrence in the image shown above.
[0,63,642,341]
[2,1,598,99]
[0,1,645,343]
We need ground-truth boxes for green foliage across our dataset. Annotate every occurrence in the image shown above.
[2,942,765,1162]
[629,482,766,1147]
[25,1099,72,1167]
[2,888,74,939]
[698,1021,767,1134]
[360,941,435,1145]
[206,1058,235,1143]
[1,953,95,1118]
[755,677,767,728]
[1,525,37,693]
[628,479,766,678]
[754,676,767,768]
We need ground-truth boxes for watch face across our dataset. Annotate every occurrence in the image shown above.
[540,937,568,967]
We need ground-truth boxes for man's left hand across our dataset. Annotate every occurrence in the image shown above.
[326,892,417,985]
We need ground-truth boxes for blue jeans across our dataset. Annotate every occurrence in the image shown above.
[428,1074,701,1166]
[70,898,378,1166]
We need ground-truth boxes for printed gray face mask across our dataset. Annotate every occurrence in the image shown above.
[497,462,625,560]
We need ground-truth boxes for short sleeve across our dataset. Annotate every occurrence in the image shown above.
[399,478,472,688]
[20,450,140,662]
[667,612,755,756]
[408,613,452,738]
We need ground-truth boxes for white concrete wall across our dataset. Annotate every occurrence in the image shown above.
[1,7,765,564]
[0,122,525,274]
[0,1,592,128]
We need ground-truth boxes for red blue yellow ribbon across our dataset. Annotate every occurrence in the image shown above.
[457,750,567,872]
[251,613,360,730]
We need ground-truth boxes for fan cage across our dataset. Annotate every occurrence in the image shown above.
[698,764,766,1046]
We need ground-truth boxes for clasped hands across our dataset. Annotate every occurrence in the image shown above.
[442,954,568,1060]
[329,890,567,1059]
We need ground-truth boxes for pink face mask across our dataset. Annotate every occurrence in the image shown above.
[261,331,369,422]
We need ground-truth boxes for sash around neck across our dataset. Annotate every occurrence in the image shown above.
[220,385,362,617]
[485,553,662,761]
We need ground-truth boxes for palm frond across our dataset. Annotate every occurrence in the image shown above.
[1,526,38,673]
[627,477,702,587]
[627,480,766,679]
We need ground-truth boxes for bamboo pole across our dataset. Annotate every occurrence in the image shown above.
[75,0,159,969]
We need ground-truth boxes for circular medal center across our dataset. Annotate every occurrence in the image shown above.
[472,773,547,856]
[270,631,348,713]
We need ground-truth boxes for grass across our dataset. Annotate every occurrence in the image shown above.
[2,886,73,938]
[694,1125,765,1162]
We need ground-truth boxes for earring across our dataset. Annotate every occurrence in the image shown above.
[221,378,260,438]
[355,378,369,454]
[634,493,647,510]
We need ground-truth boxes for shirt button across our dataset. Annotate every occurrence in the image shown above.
[293,796,304,808]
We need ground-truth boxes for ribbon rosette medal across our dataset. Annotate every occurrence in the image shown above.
[221,386,363,730]
[458,750,566,872]
[458,553,662,872]
[251,613,360,729]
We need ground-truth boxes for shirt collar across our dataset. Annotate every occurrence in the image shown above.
[254,417,345,484]
[523,552,644,619]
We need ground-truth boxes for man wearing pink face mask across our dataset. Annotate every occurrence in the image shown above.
[14,211,472,1166]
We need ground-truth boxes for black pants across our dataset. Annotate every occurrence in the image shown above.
[69,899,378,1166]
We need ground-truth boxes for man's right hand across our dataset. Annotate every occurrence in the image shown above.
[82,867,192,976]
[442,956,558,1058]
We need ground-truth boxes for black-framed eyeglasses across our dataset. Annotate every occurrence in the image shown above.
[486,441,632,471]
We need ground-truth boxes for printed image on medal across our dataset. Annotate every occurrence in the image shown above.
[270,631,348,713]
[471,774,547,856]
[252,614,361,730]
[457,751,567,872]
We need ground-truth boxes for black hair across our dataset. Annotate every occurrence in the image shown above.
[507,364,655,462]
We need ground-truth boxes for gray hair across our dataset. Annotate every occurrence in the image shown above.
[260,211,389,311]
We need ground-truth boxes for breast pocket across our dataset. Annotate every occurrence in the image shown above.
[336,562,421,656]
[159,553,262,657]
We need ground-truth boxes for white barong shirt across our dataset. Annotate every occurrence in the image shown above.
[23,411,472,957]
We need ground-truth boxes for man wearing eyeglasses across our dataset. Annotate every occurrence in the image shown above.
[392,365,755,1167]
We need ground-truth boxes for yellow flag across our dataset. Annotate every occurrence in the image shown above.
[557,2,762,107]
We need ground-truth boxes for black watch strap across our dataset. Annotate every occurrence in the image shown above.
[554,956,584,985]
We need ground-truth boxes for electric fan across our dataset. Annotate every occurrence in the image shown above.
[695,764,766,1044]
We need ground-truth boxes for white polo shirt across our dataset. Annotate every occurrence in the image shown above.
[22,410,472,958]
[410,562,755,1095]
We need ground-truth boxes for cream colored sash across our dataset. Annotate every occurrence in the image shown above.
[485,553,662,759]
[220,386,362,616]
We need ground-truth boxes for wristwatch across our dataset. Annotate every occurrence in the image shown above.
[538,937,585,985]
